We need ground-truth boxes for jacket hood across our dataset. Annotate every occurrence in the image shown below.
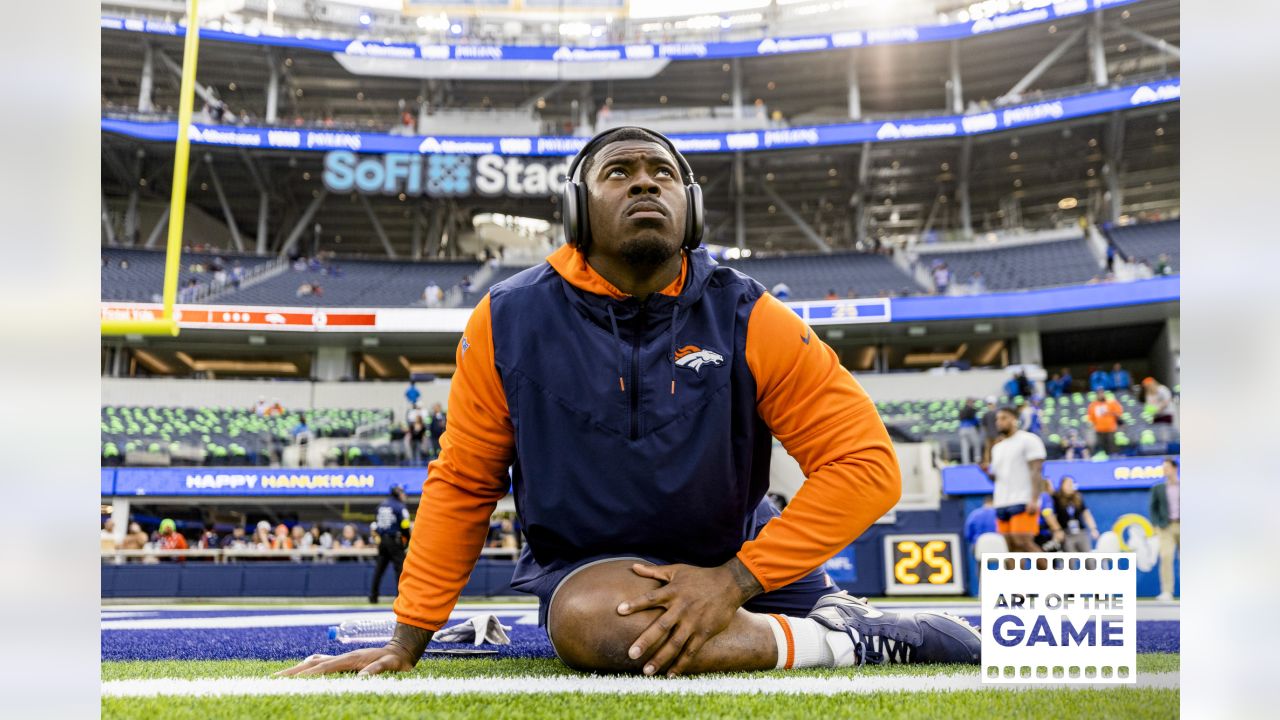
[544,244,715,325]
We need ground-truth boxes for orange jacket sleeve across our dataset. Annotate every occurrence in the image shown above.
[394,294,515,631]
[736,293,901,592]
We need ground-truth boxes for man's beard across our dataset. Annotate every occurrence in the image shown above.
[619,233,678,271]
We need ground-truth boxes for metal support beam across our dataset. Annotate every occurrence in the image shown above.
[998,27,1086,103]
[256,191,269,255]
[360,195,398,259]
[139,42,155,113]
[278,191,328,257]
[958,137,973,240]
[156,48,219,109]
[203,154,245,252]
[733,152,745,248]
[1103,113,1125,222]
[1115,25,1180,60]
[760,183,832,254]
[854,143,871,246]
[519,81,568,112]
[731,58,744,125]
[846,50,861,120]
[1088,10,1108,87]
[425,202,444,257]
[264,49,280,124]
[144,161,200,248]
[411,206,425,260]
[947,41,963,114]
[124,149,144,245]
[102,195,118,246]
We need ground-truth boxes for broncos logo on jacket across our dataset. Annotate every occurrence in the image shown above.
[673,345,725,374]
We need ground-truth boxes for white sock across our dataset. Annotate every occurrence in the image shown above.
[765,614,860,669]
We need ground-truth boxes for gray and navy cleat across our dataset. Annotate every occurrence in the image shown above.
[807,591,981,665]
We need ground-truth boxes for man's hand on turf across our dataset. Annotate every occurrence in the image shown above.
[272,622,432,677]
[617,557,763,678]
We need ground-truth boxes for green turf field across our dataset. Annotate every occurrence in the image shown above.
[102,654,1180,719]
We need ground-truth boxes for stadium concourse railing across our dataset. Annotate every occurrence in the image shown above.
[101,546,520,563]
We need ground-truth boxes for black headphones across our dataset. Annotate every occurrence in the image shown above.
[560,126,704,254]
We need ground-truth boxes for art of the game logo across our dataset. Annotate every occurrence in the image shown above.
[981,553,1136,684]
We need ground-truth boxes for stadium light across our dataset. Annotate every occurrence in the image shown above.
[358,11,373,27]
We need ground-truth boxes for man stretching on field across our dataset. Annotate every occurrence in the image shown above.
[278,127,979,679]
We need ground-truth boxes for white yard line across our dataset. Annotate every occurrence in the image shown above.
[101,608,541,631]
[101,672,1179,698]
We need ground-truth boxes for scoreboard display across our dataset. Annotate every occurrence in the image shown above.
[881,533,965,595]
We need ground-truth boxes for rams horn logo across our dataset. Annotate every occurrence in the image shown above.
[673,345,725,374]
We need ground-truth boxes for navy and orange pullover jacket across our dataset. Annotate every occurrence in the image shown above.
[393,244,901,631]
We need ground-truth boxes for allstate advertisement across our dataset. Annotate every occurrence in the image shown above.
[110,467,426,497]
[943,456,1177,496]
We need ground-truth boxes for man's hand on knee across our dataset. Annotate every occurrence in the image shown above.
[617,558,762,677]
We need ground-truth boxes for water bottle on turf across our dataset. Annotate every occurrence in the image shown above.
[328,618,396,644]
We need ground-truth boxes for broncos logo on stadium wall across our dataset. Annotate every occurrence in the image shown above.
[673,345,725,374]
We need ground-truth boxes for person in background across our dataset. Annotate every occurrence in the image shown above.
[1045,476,1099,553]
[405,381,421,407]
[198,526,221,549]
[371,485,413,604]
[122,522,148,552]
[932,261,951,295]
[252,520,273,550]
[957,398,982,465]
[254,396,269,417]
[1019,397,1043,437]
[981,407,1047,553]
[290,525,308,555]
[1149,458,1181,600]
[980,395,1000,465]
[408,418,427,466]
[1154,254,1172,275]
[155,518,188,562]
[769,281,790,300]
[337,524,366,549]
[1089,365,1112,393]
[1045,372,1064,399]
[1110,362,1133,392]
[428,403,447,460]
[824,289,838,300]
[101,519,117,554]
[1087,391,1124,455]
[969,271,986,295]
[1032,477,1059,552]
[1140,376,1177,444]
[962,496,996,559]
[271,524,295,550]
[1059,367,1073,393]
[221,525,249,550]
[1060,429,1089,461]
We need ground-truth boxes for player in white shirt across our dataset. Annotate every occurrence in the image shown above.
[981,406,1047,552]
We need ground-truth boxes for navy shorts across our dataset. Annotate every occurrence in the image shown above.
[512,500,840,628]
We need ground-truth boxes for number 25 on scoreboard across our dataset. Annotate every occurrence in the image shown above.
[882,533,966,595]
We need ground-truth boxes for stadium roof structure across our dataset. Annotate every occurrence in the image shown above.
[101,0,1178,256]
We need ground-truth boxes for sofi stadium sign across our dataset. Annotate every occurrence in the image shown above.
[322,150,569,197]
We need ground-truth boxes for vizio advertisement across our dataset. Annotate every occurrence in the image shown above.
[322,151,570,198]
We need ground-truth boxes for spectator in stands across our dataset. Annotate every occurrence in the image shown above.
[980,395,1000,465]
[1155,254,1172,275]
[1149,457,1181,600]
[932,262,951,295]
[957,398,982,464]
[1111,362,1133,392]
[303,525,332,551]
[271,524,294,550]
[1060,429,1089,461]
[252,520,273,549]
[267,399,286,417]
[428,403,447,459]
[1105,244,1117,273]
[1087,391,1125,455]
[338,524,366,549]
[122,522,148,551]
[1141,377,1177,443]
[769,282,791,300]
[408,418,427,465]
[1088,365,1112,392]
[963,496,996,559]
[221,525,248,550]
[1032,477,1059,552]
[424,281,442,308]
[155,518,188,559]
[1019,397,1043,436]
[824,289,838,300]
[969,271,986,295]
[405,381,421,406]
[290,525,307,551]
[100,519,117,553]
[1059,367,1073,393]
[460,275,473,295]
[1046,372,1065,399]
[981,407,1047,553]
[119,258,129,270]
[1045,476,1099,553]
[254,396,269,417]
[291,415,312,446]
[198,527,221,549]
[230,261,245,288]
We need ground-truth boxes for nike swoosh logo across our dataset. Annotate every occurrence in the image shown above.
[860,607,884,619]
[801,330,811,345]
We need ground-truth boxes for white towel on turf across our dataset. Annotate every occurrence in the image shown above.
[434,614,512,646]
